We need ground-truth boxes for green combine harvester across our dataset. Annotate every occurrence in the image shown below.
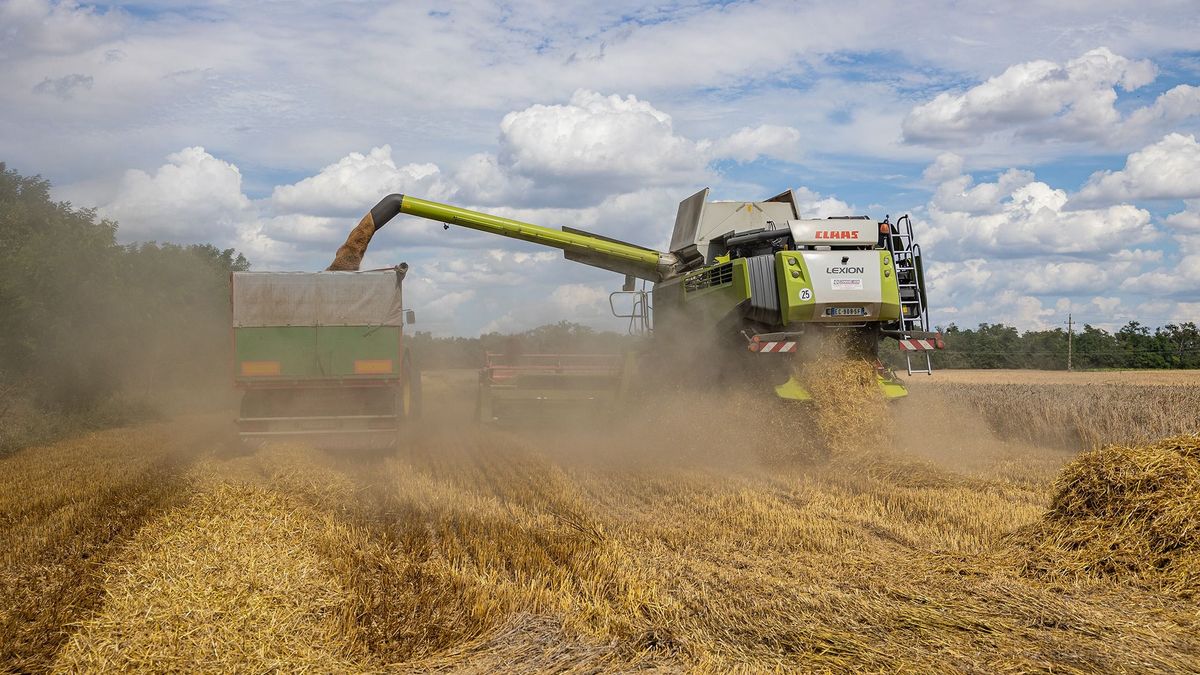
[343,189,943,421]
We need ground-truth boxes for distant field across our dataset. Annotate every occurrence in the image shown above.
[903,368,1200,385]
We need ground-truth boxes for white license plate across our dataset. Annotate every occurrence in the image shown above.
[827,307,866,316]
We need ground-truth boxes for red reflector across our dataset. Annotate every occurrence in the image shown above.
[748,342,760,352]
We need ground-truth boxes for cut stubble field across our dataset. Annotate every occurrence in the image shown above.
[2,370,1199,673]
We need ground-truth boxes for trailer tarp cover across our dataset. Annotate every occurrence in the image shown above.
[232,270,404,327]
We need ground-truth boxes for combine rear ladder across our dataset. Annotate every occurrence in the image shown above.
[887,215,934,375]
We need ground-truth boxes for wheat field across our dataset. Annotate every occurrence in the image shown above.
[3,370,1199,673]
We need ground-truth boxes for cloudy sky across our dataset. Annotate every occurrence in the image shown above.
[3,0,1199,335]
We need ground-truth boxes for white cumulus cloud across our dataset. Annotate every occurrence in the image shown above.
[468,90,801,205]
[705,125,802,163]
[1121,254,1200,296]
[921,155,1156,259]
[1166,200,1200,233]
[903,48,1197,146]
[791,187,856,219]
[271,145,456,216]
[1075,133,1200,204]
[99,146,252,242]
[499,90,702,182]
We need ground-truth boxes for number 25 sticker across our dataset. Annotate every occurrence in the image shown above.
[799,288,813,301]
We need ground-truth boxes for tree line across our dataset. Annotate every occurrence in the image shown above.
[914,322,1200,370]
[0,162,247,429]
[406,321,640,370]
[411,320,1200,372]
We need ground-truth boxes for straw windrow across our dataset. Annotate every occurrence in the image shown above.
[1018,434,1200,594]
[52,448,370,673]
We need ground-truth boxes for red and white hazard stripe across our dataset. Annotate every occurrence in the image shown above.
[898,336,945,351]
[749,341,797,353]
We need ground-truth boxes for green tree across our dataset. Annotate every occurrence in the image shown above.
[0,162,249,412]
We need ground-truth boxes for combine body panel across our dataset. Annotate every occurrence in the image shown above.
[775,250,902,325]
[231,266,418,447]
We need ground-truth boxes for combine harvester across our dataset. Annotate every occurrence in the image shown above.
[325,189,943,422]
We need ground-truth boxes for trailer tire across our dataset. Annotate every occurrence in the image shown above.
[475,383,494,424]
[401,350,422,420]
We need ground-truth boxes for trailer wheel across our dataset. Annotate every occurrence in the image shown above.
[401,350,422,420]
[475,382,494,424]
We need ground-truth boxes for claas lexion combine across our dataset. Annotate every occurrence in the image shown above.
[373,189,940,420]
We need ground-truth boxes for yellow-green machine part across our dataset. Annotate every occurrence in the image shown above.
[350,191,941,407]
[397,195,675,282]
[774,371,909,401]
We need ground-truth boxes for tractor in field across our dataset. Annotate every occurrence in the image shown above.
[231,266,421,447]
[324,189,942,421]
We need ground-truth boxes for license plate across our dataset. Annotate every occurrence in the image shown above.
[826,307,866,316]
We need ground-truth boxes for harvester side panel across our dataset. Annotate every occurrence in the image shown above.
[679,258,753,325]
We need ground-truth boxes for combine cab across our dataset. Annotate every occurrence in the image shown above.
[475,352,633,423]
[231,266,419,448]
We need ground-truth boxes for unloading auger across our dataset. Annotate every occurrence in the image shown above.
[331,189,944,418]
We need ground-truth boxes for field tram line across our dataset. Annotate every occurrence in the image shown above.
[0,428,206,673]
[312,446,672,670]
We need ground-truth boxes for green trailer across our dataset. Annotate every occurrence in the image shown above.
[231,265,419,448]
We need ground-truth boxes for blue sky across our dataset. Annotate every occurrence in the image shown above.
[2,0,1199,335]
